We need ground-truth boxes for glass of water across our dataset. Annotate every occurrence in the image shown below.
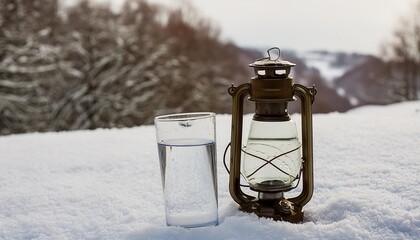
[154,112,218,228]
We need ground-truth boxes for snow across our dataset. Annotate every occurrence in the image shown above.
[298,51,349,84]
[1,101,420,239]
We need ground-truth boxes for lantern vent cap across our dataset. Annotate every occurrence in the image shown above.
[249,47,296,68]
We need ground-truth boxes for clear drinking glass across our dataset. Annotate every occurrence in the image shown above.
[154,112,218,228]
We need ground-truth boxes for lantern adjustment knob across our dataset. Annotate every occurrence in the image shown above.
[274,199,292,215]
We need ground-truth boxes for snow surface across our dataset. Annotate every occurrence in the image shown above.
[1,101,420,239]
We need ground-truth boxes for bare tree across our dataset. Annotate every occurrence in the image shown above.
[381,0,420,101]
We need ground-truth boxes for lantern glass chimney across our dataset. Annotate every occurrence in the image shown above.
[243,117,301,193]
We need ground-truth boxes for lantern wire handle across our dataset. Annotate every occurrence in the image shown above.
[223,142,249,187]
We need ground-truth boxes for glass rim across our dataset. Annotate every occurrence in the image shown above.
[154,112,215,122]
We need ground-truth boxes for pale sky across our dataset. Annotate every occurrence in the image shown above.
[68,0,417,55]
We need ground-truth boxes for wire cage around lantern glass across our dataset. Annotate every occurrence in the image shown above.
[223,141,303,192]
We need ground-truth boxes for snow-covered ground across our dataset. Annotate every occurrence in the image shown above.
[1,101,419,239]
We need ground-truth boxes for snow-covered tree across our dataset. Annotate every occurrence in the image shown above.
[0,0,250,135]
[0,0,61,134]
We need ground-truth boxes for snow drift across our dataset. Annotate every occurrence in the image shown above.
[1,101,419,239]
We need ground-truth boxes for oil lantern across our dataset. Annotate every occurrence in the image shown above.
[226,47,316,222]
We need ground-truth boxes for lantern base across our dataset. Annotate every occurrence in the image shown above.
[239,198,304,223]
